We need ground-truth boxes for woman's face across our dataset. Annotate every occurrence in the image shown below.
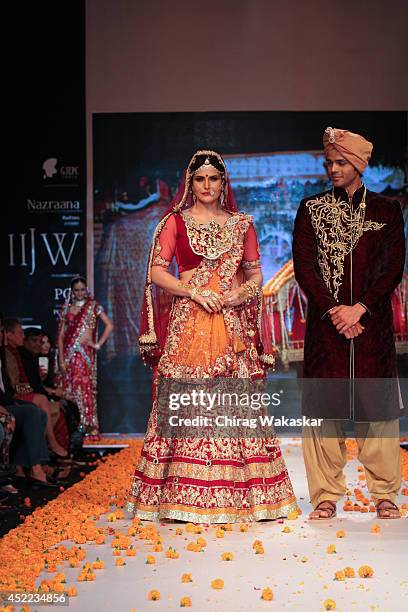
[192,169,223,206]
[72,281,87,301]
[41,335,51,355]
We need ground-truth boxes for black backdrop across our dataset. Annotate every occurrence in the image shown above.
[3,2,86,336]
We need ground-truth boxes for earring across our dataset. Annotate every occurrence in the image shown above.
[192,194,197,204]
[220,191,225,208]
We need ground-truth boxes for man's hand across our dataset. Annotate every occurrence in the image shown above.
[329,304,366,333]
[343,322,365,339]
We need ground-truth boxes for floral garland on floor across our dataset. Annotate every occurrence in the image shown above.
[0,439,143,593]
[0,439,406,609]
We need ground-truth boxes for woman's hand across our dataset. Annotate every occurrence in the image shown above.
[222,287,246,307]
[86,341,101,350]
[191,289,224,313]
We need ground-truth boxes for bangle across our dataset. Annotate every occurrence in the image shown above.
[241,281,259,303]
[178,281,193,298]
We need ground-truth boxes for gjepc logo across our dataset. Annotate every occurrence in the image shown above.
[42,158,79,182]
[43,158,58,179]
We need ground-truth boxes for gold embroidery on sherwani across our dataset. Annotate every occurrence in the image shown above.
[306,191,386,300]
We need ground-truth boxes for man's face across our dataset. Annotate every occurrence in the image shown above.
[6,324,25,347]
[325,150,360,190]
[24,335,43,355]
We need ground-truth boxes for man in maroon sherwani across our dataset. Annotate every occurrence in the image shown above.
[293,127,405,520]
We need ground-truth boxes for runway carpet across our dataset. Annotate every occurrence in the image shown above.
[0,438,407,611]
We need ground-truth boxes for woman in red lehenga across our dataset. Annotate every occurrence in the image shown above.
[57,276,113,437]
[126,150,297,523]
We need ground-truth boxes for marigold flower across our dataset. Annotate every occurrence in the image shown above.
[92,558,105,569]
[282,526,292,533]
[326,544,336,554]
[146,555,156,564]
[196,537,207,547]
[175,528,183,535]
[261,587,273,601]
[180,596,192,607]
[344,566,355,578]
[67,585,77,596]
[115,558,126,566]
[324,599,336,610]
[287,510,298,520]
[221,552,233,561]
[358,565,374,578]
[334,570,346,581]
[215,529,225,538]
[336,530,345,538]
[126,547,136,557]
[148,590,161,601]
[239,523,249,532]
[252,540,263,549]
[165,547,180,559]
[211,578,224,590]
[181,573,192,583]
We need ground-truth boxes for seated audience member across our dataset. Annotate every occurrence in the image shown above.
[23,327,73,450]
[3,317,69,460]
[39,332,81,454]
[0,315,56,488]
[0,405,16,495]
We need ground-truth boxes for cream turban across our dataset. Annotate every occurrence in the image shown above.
[323,127,373,173]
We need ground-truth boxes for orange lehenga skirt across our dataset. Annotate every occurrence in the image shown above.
[126,271,297,523]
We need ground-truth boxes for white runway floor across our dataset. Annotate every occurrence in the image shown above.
[36,439,408,612]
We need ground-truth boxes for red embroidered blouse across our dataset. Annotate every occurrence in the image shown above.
[152,212,261,272]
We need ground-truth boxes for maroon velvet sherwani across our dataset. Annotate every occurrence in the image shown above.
[293,185,405,421]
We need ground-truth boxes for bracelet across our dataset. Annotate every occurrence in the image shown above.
[178,281,193,298]
[178,281,216,303]
[95,343,101,351]
[241,281,259,303]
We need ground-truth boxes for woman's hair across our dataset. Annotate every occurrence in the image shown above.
[41,331,53,346]
[189,153,225,176]
[70,276,87,290]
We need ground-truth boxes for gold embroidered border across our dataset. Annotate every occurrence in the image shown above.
[125,497,298,524]
[241,259,261,270]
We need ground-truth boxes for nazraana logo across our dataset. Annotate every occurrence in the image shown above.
[42,158,58,179]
